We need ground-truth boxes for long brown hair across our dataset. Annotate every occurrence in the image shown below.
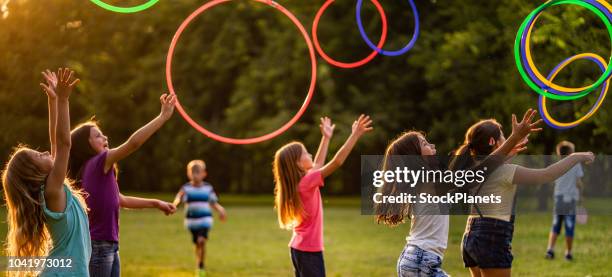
[273,142,306,229]
[68,121,98,184]
[375,131,427,226]
[2,146,87,260]
[450,119,502,171]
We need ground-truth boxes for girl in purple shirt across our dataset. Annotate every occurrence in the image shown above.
[68,94,177,277]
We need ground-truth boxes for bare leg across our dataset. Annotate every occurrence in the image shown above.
[481,268,511,277]
[565,237,573,255]
[196,237,204,268]
[547,232,558,251]
[469,267,482,277]
[201,237,207,268]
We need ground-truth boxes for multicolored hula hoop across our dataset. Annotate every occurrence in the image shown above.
[515,0,612,101]
[539,53,609,129]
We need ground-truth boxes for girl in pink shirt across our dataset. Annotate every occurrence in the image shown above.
[273,115,373,277]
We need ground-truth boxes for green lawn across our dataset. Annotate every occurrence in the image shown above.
[1,195,611,276]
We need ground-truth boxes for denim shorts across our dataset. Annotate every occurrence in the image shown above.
[462,217,514,269]
[552,214,576,237]
[554,196,576,215]
[397,244,448,277]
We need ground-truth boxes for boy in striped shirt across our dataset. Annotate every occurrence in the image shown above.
[173,160,226,276]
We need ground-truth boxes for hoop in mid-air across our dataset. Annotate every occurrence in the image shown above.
[165,0,317,144]
[539,53,609,129]
[515,0,612,100]
[312,0,388,68]
[89,0,160,13]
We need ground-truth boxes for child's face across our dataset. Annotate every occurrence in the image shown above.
[89,126,109,153]
[418,135,436,155]
[28,150,53,174]
[297,145,313,171]
[190,166,207,183]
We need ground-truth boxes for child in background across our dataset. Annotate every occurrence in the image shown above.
[545,141,584,261]
[173,160,227,276]
[273,115,373,277]
[2,68,91,276]
[68,94,177,277]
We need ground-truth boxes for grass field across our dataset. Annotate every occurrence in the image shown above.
[1,194,611,276]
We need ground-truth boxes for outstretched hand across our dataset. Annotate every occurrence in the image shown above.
[574,152,595,165]
[320,116,335,139]
[40,69,58,99]
[54,68,79,99]
[351,114,373,137]
[159,93,176,121]
[511,108,543,139]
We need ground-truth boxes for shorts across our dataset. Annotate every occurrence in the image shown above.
[189,227,209,243]
[552,214,576,237]
[397,244,448,277]
[462,217,514,269]
[554,196,576,215]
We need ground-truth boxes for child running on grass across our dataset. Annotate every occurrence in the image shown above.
[67,93,177,277]
[376,109,541,277]
[2,68,91,276]
[273,115,373,277]
[173,159,227,277]
[545,140,584,261]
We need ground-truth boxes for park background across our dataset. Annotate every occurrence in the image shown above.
[1,0,611,276]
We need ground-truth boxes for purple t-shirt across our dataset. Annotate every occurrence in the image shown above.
[82,151,120,242]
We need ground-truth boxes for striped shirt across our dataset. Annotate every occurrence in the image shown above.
[182,182,218,230]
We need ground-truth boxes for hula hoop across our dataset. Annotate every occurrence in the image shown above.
[521,0,612,96]
[89,0,160,13]
[539,53,609,129]
[355,0,419,56]
[166,0,317,145]
[312,0,388,68]
[515,0,612,100]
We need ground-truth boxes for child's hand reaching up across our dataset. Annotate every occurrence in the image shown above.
[159,93,176,121]
[320,117,335,139]
[40,69,58,99]
[507,108,543,158]
[352,114,373,137]
[55,68,79,99]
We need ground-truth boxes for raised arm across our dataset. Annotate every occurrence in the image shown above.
[475,108,543,172]
[40,70,58,158]
[512,152,594,186]
[313,117,335,169]
[45,68,79,212]
[104,94,175,171]
[320,115,373,178]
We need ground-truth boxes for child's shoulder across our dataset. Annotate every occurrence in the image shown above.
[300,169,323,184]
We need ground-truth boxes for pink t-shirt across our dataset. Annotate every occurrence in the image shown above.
[289,170,325,252]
